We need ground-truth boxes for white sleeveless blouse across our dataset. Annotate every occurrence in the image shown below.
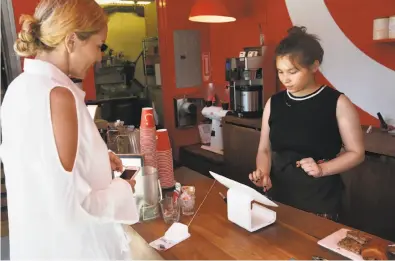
[0,59,139,259]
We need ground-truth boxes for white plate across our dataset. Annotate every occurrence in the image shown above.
[317,228,364,260]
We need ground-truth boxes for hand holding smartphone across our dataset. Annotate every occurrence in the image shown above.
[117,154,144,180]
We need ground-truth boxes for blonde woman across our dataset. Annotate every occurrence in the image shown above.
[0,0,139,259]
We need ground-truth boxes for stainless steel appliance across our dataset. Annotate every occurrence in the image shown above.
[226,47,264,118]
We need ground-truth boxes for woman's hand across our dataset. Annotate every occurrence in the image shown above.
[297,157,324,177]
[108,151,123,172]
[127,179,136,192]
[108,152,136,191]
[249,169,272,192]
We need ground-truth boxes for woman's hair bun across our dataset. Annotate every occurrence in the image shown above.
[287,26,307,37]
[275,25,324,67]
[14,14,41,57]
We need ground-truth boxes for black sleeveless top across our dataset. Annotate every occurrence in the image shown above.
[268,86,344,214]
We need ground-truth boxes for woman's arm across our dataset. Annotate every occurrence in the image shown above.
[50,87,78,172]
[319,94,365,176]
[256,98,272,176]
[250,98,272,189]
[51,87,138,224]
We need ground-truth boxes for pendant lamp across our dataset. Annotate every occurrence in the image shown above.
[189,0,236,23]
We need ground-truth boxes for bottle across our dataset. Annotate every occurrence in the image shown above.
[377,112,388,130]
[206,82,215,107]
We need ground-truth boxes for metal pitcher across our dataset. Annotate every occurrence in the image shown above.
[134,166,162,221]
[107,126,140,154]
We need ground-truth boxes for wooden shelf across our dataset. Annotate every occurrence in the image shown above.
[362,126,395,158]
[374,38,395,44]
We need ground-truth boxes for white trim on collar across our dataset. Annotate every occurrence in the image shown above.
[287,85,326,101]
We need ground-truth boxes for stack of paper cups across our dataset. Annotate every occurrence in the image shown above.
[156,129,175,189]
[140,107,157,168]
[389,16,395,39]
[373,17,389,40]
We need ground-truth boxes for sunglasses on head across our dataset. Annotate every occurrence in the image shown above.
[101,43,108,52]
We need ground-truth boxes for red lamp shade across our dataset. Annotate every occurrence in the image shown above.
[189,0,236,23]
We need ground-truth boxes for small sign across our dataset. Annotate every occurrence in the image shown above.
[202,52,211,82]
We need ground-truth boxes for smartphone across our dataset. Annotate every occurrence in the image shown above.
[117,154,144,180]
[129,169,140,180]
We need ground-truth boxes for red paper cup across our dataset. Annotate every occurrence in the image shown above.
[156,129,171,151]
[140,125,157,168]
[157,149,175,188]
[140,107,155,128]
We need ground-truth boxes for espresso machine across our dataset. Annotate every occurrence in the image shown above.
[225,47,264,118]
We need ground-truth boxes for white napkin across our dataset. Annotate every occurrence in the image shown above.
[149,222,190,251]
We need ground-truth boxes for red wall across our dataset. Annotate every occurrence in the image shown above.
[11,0,38,31]
[156,0,211,158]
[11,0,210,158]
[11,0,38,71]
[210,0,395,127]
[11,0,97,101]
[12,0,395,155]
[323,0,395,125]
[210,0,278,105]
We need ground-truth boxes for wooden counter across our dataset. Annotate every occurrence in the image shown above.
[223,116,395,242]
[224,115,262,130]
[361,126,395,158]
[129,167,392,260]
[224,115,395,158]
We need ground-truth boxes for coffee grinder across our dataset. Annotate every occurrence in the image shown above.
[225,46,265,118]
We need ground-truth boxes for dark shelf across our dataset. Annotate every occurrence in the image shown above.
[373,38,395,44]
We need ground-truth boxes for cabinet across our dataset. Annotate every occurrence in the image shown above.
[173,30,202,89]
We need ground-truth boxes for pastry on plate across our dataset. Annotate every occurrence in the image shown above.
[338,237,364,254]
[337,230,372,255]
[361,240,389,260]
[346,230,371,245]
[337,230,390,260]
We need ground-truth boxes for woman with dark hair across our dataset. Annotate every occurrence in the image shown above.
[249,26,365,221]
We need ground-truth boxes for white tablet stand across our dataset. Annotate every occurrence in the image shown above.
[209,171,277,232]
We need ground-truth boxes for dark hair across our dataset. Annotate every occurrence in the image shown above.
[275,26,324,68]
